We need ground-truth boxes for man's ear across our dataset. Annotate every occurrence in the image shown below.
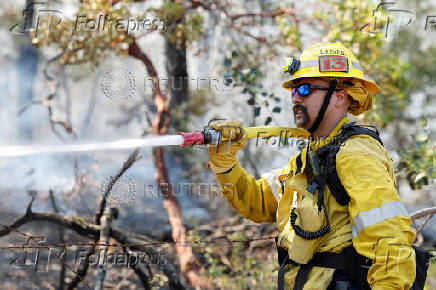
[334,89,349,108]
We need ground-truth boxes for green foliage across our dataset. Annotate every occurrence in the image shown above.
[224,49,281,126]
[157,1,204,43]
[31,0,204,68]
[5,0,436,283]
[217,0,436,192]
[275,14,302,52]
[398,119,435,189]
[72,216,85,224]
[425,256,436,289]
[183,12,204,42]
[159,0,184,21]
[0,2,23,32]
[172,89,214,132]
[187,229,276,289]
[390,30,436,91]
[310,0,410,127]
[274,0,436,189]
[150,273,169,288]
[32,0,134,68]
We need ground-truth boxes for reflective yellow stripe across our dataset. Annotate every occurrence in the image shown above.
[352,202,410,238]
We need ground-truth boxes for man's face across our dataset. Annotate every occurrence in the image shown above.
[291,78,331,129]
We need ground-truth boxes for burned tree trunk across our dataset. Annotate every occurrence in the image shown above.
[129,40,211,288]
[164,0,189,130]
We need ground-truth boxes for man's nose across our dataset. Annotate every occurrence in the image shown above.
[292,93,303,104]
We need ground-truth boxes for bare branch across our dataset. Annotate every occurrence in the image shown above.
[95,208,117,290]
[128,38,210,288]
[187,1,298,46]
[0,206,182,288]
[230,8,297,20]
[95,148,140,225]
[67,244,97,289]
[411,207,436,221]
[410,207,436,246]
[18,53,77,139]
[122,246,152,290]
[110,226,185,289]
[70,149,140,288]
[0,212,99,240]
[128,39,171,135]
[49,190,66,289]
[18,98,46,115]
[417,213,434,233]
[231,24,268,43]
[1,202,91,287]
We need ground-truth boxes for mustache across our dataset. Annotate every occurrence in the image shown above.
[293,104,308,115]
[293,104,310,127]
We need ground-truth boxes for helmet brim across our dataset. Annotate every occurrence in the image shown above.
[282,75,379,95]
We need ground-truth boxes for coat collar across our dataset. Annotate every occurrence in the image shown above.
[291,116,349,177]
[309,116,349,150]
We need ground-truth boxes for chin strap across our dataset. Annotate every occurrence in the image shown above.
[308,79,339,134]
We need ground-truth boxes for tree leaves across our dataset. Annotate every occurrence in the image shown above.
[397,121,435,189]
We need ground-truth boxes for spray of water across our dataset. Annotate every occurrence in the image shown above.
[0,135,185,157]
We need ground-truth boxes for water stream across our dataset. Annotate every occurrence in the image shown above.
[0,135,185,157]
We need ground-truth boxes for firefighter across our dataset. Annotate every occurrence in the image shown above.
[207,42,417,289]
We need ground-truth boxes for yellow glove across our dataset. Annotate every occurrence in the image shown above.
[207,120,247,174]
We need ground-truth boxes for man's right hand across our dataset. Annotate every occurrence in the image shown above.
[207,120,247,174]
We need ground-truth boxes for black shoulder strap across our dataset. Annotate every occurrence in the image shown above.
[338,123,383,146]
[321,123,384,206]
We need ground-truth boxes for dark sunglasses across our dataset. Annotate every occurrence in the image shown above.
[291,83,340,98]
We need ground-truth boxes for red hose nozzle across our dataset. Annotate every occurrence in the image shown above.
[177,131,205,147]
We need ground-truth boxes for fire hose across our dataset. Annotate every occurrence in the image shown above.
[177,127,310,147]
